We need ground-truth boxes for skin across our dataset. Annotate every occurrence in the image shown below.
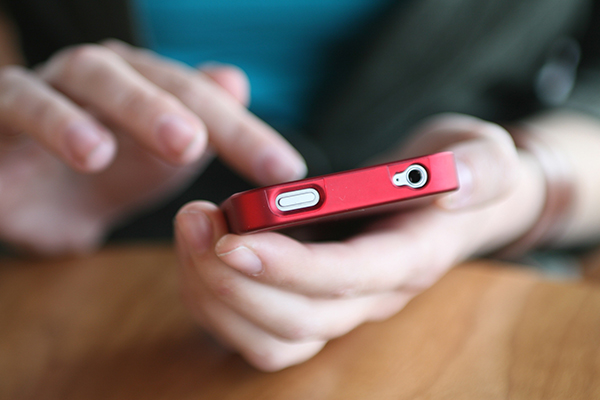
[4,14,600,371]
[175,115,548,371]
[176,110,600,371]
[0,38,306,254]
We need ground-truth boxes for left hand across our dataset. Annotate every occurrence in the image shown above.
[0,41,306,254]
[175,114,547,371]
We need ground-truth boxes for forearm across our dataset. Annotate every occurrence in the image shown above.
[523,111,600,248]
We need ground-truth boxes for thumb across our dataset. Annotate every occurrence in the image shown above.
[439,137,519,209]
[401,114,520,210]
[175,201,229,256]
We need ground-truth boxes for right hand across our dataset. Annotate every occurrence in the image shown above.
[0,40,306,254]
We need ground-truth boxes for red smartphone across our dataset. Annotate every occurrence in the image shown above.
[221,151,459,234]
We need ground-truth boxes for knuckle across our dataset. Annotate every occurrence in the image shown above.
[165,75,196,102]
[229,121,254,147]
[0,65,27,86]
[26,96,57,129]
[49,44,119,87]
[172,78,214,114]
[209,274,239,301]
[480,121,514,144]
[64,44,114,71]
[277,317,319,342]
[116,86,170,120]
[329,281,361,299]
[0,66,29,109]
[244,347,293,372]
[0,68,66,135]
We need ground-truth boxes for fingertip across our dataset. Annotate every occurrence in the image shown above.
[437,138,519,210]
[436,158,474,210]
[177,201,222,224]
[156,113,208,165]
[216,242,264,276]
[215,232,308,280]
[179,126,208,165]
[176,201,232,254]
[215,234,262,275]
[214,233,237,255]
[84,136,117,172]
[63,121,116,173]
[255,146,307,185]
[175,202,215,254]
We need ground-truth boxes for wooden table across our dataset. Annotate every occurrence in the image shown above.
[2,244,600,399]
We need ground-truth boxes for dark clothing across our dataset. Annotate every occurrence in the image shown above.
[1,0,599,239]
[311,0,597,169]
[0,0,135,66]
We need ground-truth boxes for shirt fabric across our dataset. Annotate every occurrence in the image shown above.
[130,0,395,131]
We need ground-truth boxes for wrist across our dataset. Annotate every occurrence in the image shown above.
[492,124,576,258]
[466,149,547,257]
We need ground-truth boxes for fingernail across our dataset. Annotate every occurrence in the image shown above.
[257,147,307,185]
[86,139,116,171]
[157,114,202,161]
[217,245,263,275]
[439,159,474,209]
[177,210,212,253]
[65,121,112,169]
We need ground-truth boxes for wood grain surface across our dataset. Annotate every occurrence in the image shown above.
[1,244,599,400]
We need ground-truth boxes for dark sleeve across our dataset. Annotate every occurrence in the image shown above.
[309,0,595,171]
[1,0,135,66]
[563,1,600,119]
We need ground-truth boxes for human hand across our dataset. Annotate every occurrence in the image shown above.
[174,114,546,371]
[0,40,305,254]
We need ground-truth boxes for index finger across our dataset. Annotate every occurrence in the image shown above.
[212,208,471,298]
[104,40,307,186]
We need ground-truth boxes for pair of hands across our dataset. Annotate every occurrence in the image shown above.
[1,41,546,371]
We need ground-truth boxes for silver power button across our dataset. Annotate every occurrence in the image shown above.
[275,188,320,212]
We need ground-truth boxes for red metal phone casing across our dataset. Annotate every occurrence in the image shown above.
[221,152,458,234]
